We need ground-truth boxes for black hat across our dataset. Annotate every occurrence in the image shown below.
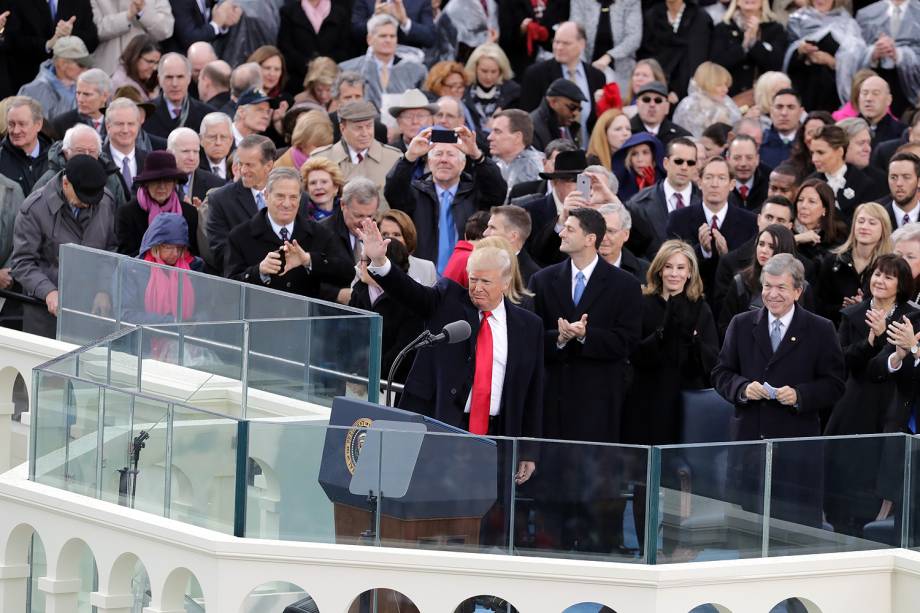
[635,81,668,99]
[539,150,587,180]
[237,88,281,109]
[64,155,108,206]
[546,78,587,103]
[133,151,189,185]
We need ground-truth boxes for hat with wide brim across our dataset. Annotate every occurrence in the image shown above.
[387,89,439,118]
[109,86,156,117]
[132,151,189,185]
[539,150,587,180]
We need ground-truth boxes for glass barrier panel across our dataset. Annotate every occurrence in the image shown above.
[908,435,920,550]
[107,328,142,392]
[244,420,347,544]
[58,245,121,344]
[99,388,134,506]
[656,441,767,563]
[168,404,238,534]
[31,371,84,489]
[128,396,171,517]
[512,438,648,563]
[244,286,311,320]
[374,429,510,555]
[114,256,182,328]
[61,378,101,499]
[180,269,246,323]
[767,435,906,557]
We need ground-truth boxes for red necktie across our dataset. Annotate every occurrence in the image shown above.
[738,185,749,201]
[711,215,719,232]
[674,193,685,209]
[479,0,489,15]
[356,152,364,164]
[469,311,493,435]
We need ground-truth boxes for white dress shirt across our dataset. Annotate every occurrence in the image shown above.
[768,305,795,347]
[893,201,920,227]
[348,147,370,165]
[109,147,137,180]
[557,255,599,347]
[700,204,729,259]
[825,164,848,196]
[464,301,508,417]
[208,158,227,180]
[663,180,692,214]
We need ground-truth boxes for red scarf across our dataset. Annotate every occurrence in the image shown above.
[636,166,656,190]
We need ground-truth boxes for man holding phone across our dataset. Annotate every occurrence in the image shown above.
[384,126,507,272]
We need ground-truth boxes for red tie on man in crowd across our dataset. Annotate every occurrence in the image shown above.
[738,185,749,201]
[674,193,685,209]
[469,311,493,435]
[711,215,719,232]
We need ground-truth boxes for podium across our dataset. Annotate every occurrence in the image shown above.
[319,398,498,551]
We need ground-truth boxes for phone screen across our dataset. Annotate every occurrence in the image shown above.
[430,130,459,144]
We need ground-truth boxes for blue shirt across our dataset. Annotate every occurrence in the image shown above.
[435,183,459,273]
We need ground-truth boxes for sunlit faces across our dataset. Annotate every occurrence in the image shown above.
[396,109,432,142]
[201,122,233,162]
[170,133,201,174]
[551,22,586,66]
[853,211,883,246]
[895,239,920,278]
[636,92,668,126]
[767,170,797,201]
[379,218,405,245]
[888,160,920,207]
[266,177,301,226]
[367,23,398,58]
[306,169,336,206]
[340,118,375,151]
[237,146,273,189]
[159,55,191,105]
[758,202,794,231]
[475,57,501,89]
[727,139,758,182]
[65,130,101,158]
[488,115,523,160]
[699,159,735,206]
[76,82,106,116]
[435,99,464,130]
[439,73,466,98]
[151,244,183,266]
[795,186,826,229]
[802,118,828,149]
[56,58,85,83]
[606,114,632,151]
[136,51,161,82]
[755,231,776,266]
[663,143,698,188]
[762,271,803,317]
[770,93,802,133]
[467,267,510,311]
[336,82,364,105]
[6,105,41,152]
[484,213,512,242]
[547,96,581,125]
[810,138,845,174]
[870,267,899,301]
[599,212,628,262]
[239,101,272,135]
[858,76,892,123]
[428,144,465,184]
[661,252,691,295]
[559,216,594,255]
[342,198,379,235]
[630,63,655,97]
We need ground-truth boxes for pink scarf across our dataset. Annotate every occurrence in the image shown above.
[137,186,183,226]
[291,147,309,170]
[143,250,196,320]
[302,0,331,33]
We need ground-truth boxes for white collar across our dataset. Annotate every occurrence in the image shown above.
[109,147,135,165]
[481,299,507,320]
[826,164,847,182]
[571,254,600,284]
[703,203,729,227]
[893,200,920,225]
[611,252,623,268]
[663,180,692,210]
[768,305,795,332]
[642,122,660,135]
[267,213,294,239]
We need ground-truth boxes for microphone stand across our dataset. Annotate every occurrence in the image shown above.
[117,408,167,508]
[385,330,431,406]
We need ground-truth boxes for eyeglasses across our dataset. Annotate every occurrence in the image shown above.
[669,158,697,167]
[640,96,665,105]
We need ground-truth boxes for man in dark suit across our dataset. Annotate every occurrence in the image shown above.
[225,167,354,297]
[5,0,98,94]
[197,60,232,110]
[519,22,605,142]
[626,137,701,259]
[207,135,278,273]
[529,207,642,443]
[530,79,587,152]
[143,53,216,140]
[859,76,907,147]
[884,152,920,231]
[871,112,919,174]
[164,0,241,53]
[629,81,691,147]
[727,135,770,212]
[360,218,543,469]
[713,253,845,526]
[50,68,110,140]
[166,127,225,204]
[103,97,148,198]
[598,203,649,283]
[666,156,758,305]
[483,204,540,285]
[760,89,802,170]
[350,0,436,51]
[198,111,235,181]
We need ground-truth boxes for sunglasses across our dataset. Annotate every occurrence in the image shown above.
[669,158,697,167]
[640,96,665,104]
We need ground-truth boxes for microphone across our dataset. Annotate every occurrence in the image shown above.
[416,320,472,348]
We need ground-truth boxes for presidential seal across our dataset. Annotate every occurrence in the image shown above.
[344,417,373,475]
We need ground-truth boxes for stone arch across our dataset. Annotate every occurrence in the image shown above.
[688,604,733,613]
[106,551,151,604]
[2,522,38,565]
[239,581,315,613]
[54,537,95,579]
[244,456,281,538]
[159,566,206,611]
[769,597,823,613]
[349,588,419,613]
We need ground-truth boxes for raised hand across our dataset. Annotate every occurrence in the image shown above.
[280,239,311,274]
[355,218,389,265]
[405,127,434,163]
[454,125,482,159]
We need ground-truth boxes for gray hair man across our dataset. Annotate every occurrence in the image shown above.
[167,127,225,203]
[50,68,112,138]
[0,97,51,195]
[199,112,234,180]
[597,202,648,283]
[145,53,215,138]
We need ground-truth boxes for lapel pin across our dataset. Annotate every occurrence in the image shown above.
[791,336,796,342]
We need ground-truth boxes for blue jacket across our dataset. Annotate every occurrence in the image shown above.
[759,127,793,170]
[612,132,665,202]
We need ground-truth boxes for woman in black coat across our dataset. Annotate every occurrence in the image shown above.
[792,178,847,267]
[637,0,712,99]
[623,240,719,447]
[116,151,199,258]
[719,224,816,339]
[709,0,787,99]
[278,0,352,97]
[817,202,893,326]
[824,254,915,538]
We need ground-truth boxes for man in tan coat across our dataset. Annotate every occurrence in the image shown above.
[311,101,401,210]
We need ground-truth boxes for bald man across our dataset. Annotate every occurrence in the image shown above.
[187,41,218,100]
[858,76,907,146]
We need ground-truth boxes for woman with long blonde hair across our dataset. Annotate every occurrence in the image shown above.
[587,109,633,170]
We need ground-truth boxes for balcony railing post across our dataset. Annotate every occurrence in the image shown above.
[644,446,660,564]
[901,434,913,548]
[241,322,250,419]
[762,441,773,557]
[234,419,249,537]
[164,403,174,518]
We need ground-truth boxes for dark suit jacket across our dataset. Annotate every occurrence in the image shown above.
[279,0,352,94]
[508,179,546,201]
[709,21,786,96]
[199,148,236,182]
[808,164,886,223]
[50,109,103,141]
[351,0,436,49]
[165,0,219,52]
[116,198,200,257]
[518,249,541,285]
[625,180,702,259]
[528,257,643,443]
[515,192,564,268]
[202,91,232,111]
[519,59,606,132]
[868,310,920,433]
[867,114,908,148]
[372,261,544,440]
[224,208,354,298]
[206,181,260,273]
[105,145,148,197]
[760,127,793,170]
[871,133,909,174]
[629,115,691,148]
[728,163,771,212]
[6,0,98,93]
[184,167,226,202]
[618,248,650,284]
[143,95,215,140]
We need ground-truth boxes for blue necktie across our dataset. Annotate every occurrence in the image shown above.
[256,192,266,211]
[71,206,80,219]
[573,271,585,305]
[121,157,133,191]
[770,320,783,352]
[49,0,58,22]
[437,190,456,273]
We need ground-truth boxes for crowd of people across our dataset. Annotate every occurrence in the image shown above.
[0,0,919,547]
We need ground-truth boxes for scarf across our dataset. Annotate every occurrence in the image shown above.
[142,250,195,320]
[636,166,656,190]
[302,0,330,34]
[291,147,309,170]
[137,185,183,226]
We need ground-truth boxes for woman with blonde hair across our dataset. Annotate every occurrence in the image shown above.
[275,111,333,170]
[295,57,339,109]
[623,239,718,447]
[462,42,520,132]
[474,236,534,308]
[672,62,742,138]
[818,201,893,324]
[748,71,791,126]
[587,109,633,170]
[300,157,345,221]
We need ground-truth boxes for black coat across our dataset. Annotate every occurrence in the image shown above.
[808,164,885,223]
[728,163,771,212]
[224,208,354,298]
[372,261,545,440]
[498,0,564,77]
[712,237,818,309]
[618,248,650,284]
[637,2,711,98]
[623,292,719,445]
[164,0,219,52]
[717,270,817,340]
[350,0,435,50]
[105,145,148,198]
[528,257,643,443]
[519,59,606,133]
[5,0,98,94]
[518,249,541,286]
[49,109,103,142]
[116,197,200,257]
[709,21,787,96]
[278,0,352,96]
[0,134,52,196]
[871,133,909,175]
[629,115,691,148]
[626,181,702,259]
[530,99,583,152]
[515,191,562,268]
[142,95,215,140]
[384,157,507,264]
[868,310,920,434]
[816,250,874,325]
[867,114,908,148]
[183,168,226,203]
